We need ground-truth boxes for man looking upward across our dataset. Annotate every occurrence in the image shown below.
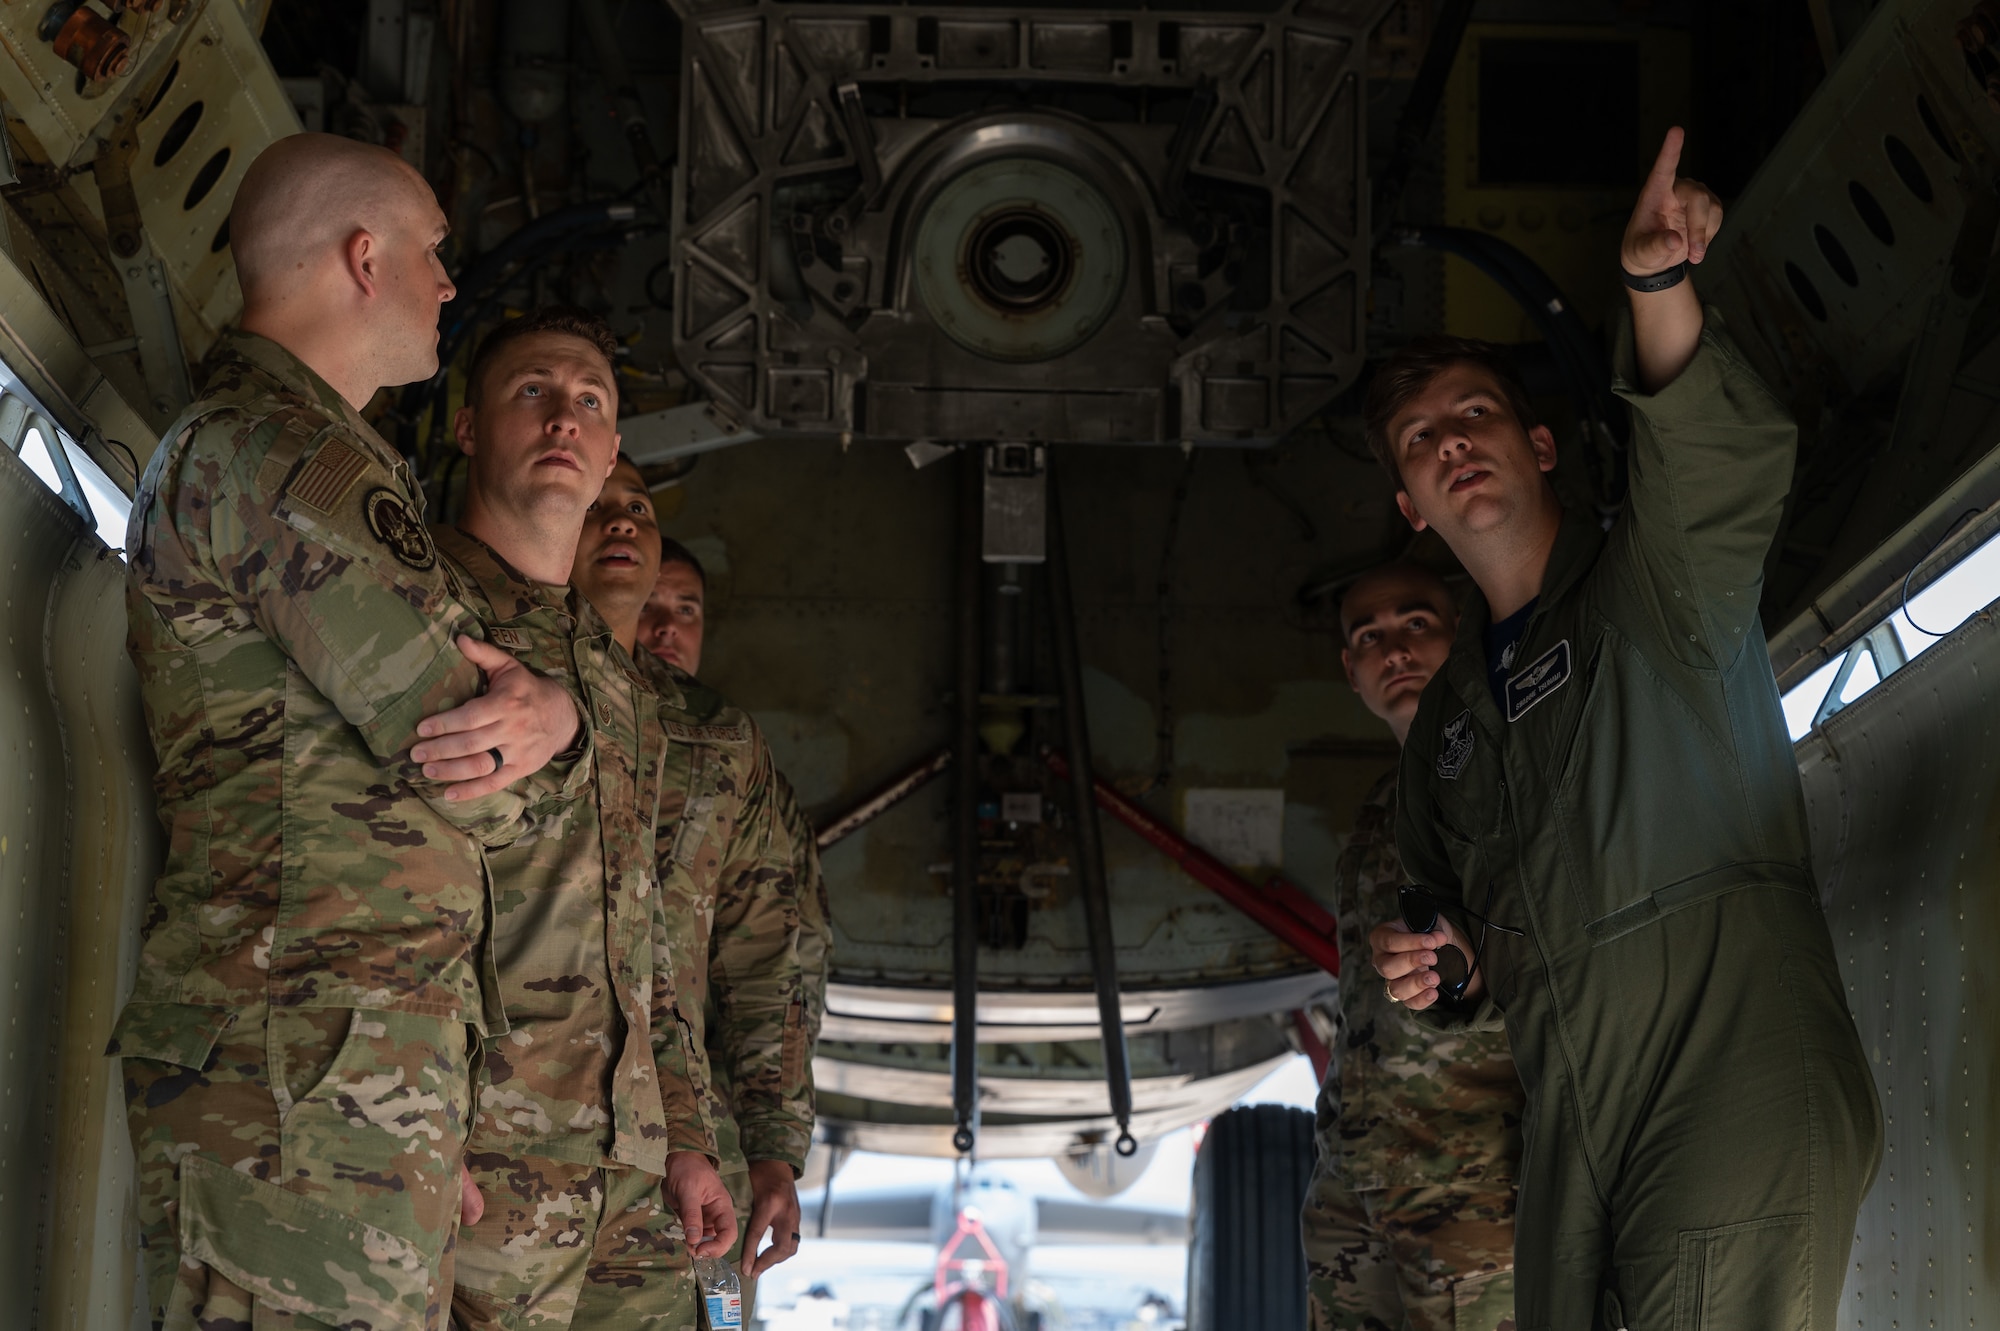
[576,460,831,1309]
[1300,564,1521,1331]
[115,134,586,1331]
[1370,129,1880,1328]
[436,308,736,1330]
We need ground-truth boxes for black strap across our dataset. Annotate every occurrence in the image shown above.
[1622,260,1688,293]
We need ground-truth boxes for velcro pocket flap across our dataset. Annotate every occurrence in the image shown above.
[105,1001,237,1070]
[178,1153,431,1323]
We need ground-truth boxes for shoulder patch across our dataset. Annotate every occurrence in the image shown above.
[363,487,437,570]
[1438,709,1474,780]
[1505,639,1572,722]
[286,439,371,514]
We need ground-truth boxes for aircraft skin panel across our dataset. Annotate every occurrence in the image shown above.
[0,453,152,1330]
[1797,594,2000,1321]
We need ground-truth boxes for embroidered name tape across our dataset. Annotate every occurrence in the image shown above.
[1505,639,1572,721]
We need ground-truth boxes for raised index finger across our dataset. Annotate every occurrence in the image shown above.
[1643,126,1686,198]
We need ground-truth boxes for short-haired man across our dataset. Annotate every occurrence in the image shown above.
[433,307,737,1330]
[1369,130,1880,1328]
[1300,564,1522,1331]
[578,461,831,1308]
[115,135,588,1331]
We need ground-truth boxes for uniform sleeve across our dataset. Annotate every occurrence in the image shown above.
[1608,306,1798,665]
[651,901,721,1161]
[780,776,834,1048]
[183,414,577,844]
[710,738,814,1174]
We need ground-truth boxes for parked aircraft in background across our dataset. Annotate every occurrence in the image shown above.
[798,1148,1183,1331]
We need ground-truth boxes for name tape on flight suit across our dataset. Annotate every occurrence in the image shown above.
[1504,639,1572,722]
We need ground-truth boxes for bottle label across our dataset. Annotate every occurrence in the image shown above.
[704,1292,743,1330]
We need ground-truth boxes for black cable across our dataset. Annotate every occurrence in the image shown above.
[100,435,141,484]
[1150,451,1196,794]
[1898,506,1985,637]
[645,255,674,311]
[1389,226,1628,509]
[1373,0,1477,238]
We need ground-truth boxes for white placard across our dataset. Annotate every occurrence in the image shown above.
[1182,788,1286,868]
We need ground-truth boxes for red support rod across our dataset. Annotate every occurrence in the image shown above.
[1044,749,1342,978]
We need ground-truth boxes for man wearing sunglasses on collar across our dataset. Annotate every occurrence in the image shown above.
[1301,563,1523,1331]
[1367,129,1879,1330]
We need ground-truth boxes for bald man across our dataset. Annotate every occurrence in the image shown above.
[113,134,590,1331]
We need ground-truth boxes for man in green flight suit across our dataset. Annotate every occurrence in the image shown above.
[1369,129,1880,1329]
[115,135,593,1331]
[1301,562,1522,1331]
[574,458,832,1314]
[430,306,738,1329]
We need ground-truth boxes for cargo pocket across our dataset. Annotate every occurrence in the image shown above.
[276,1008,472,1309]
[1451,1267,1515,1331]
[175,1152,432,1328]
[1673,1213,1809,1331]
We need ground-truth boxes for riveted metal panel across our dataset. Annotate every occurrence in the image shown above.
[0,446,153,1328]
[1701,0,1993,401]
[1797,602,2000,1326]
[36,537,157,1331]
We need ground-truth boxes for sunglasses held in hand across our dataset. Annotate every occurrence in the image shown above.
[1396,884,1524,1004]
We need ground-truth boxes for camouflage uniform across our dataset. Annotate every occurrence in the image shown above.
[113,333,587,1331]
[718,772,831,1319]
[430,528,717,1331]
[604,653,814,1321]
[1301,770,1523,1331]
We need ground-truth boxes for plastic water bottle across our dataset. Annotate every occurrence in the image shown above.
[695,1255,742,1330]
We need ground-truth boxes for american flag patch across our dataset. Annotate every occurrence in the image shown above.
[287,439,370,514]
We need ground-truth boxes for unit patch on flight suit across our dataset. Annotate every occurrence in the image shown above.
[1438,710,1474,780]
[1504,639,1571,721]
[363,487,437,570]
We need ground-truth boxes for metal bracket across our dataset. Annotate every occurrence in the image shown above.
[618,399,762,469]
[92,112,193,424]
[982,442,1046,563]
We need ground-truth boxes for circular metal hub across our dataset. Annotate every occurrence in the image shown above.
[911,157,1127,363]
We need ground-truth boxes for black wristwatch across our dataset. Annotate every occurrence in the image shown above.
[1622,261,1688,293]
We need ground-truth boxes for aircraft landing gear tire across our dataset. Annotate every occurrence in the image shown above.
[1185,1103,1315,1331]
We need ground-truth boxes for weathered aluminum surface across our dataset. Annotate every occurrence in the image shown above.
[0,451,155,1329]
[817,1051,1291,1159]
[1700,0,1995,403]
[821,971,1334,1044]
[667,0,1374,442]
[1796,596,2000,1325]
[0,0,298,421]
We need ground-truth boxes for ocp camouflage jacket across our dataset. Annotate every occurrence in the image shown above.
[437,527,713,1172]
[115,332,585,1067]
[638,651,815,1174]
